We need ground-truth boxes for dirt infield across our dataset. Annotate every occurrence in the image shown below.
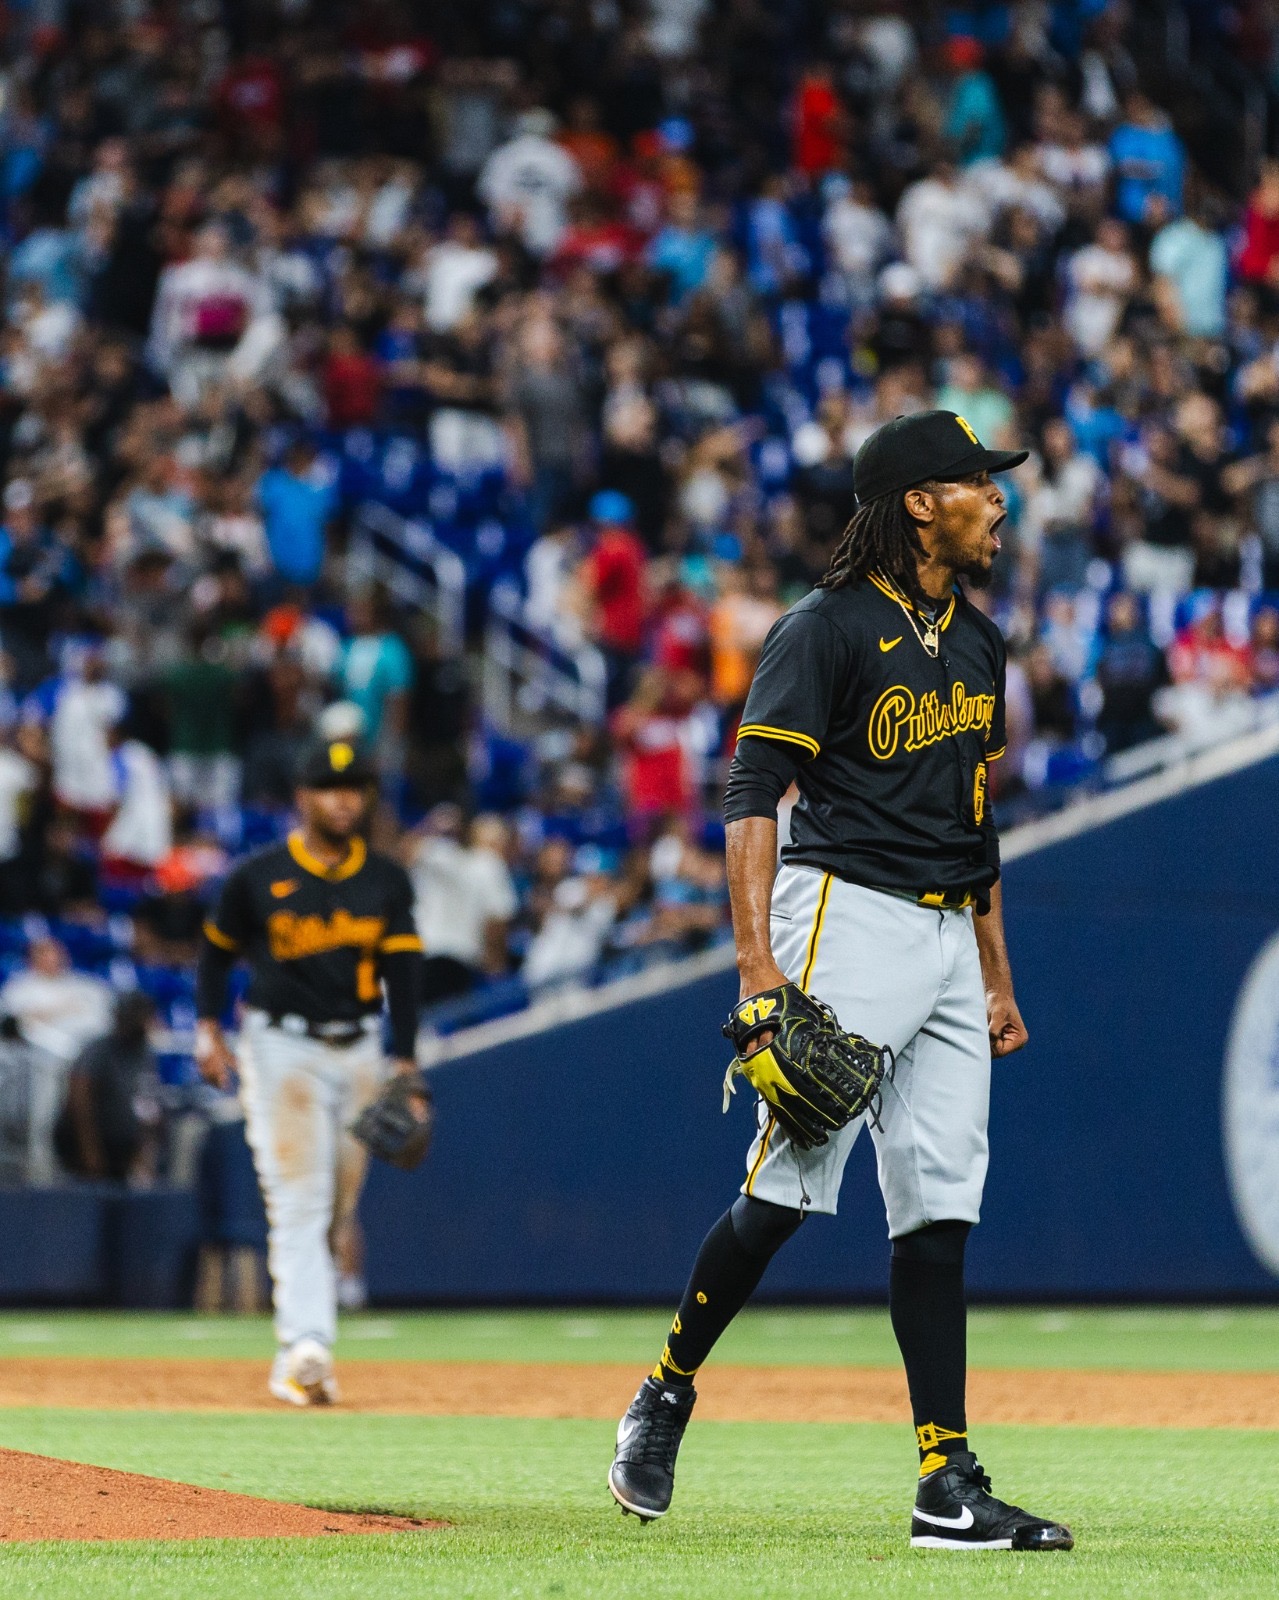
[0,1447,438,1543]
[0,1357,1274,1429]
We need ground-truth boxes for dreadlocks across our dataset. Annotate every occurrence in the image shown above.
[817,484,940,601]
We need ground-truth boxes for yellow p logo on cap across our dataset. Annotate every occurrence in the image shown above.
[954,414,980,445]
[329,742,354,771]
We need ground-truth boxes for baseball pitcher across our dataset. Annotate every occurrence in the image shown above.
[194,737,427,1405]
[608,412,1073,1551]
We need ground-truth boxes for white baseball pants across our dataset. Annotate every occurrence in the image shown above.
[237,1009,385,1349]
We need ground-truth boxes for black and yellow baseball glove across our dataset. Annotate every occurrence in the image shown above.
[349,1073,434,1170]
[721,983,892,1151]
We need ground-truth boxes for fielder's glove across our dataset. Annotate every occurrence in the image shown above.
[349,1072,434,1170]
[721,983,892,1151]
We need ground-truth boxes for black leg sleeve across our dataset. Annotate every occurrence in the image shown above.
[889,1220,971,1464]
[653,1196,805,1385]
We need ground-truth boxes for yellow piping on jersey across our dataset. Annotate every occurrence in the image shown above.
[202,920,238,951]
[799,872,833,991]
[986,744,1007,761]
[867,569,957,633]
[379,934,423,954]
[287,830,367,882]
[736,724,820,758]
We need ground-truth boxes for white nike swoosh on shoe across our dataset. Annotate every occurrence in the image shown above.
[913,1504,976,1529]
[617,1416,638,1448]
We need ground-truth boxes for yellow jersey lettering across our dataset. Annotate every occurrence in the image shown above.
[266,910,386,961]
[867,682,996,761]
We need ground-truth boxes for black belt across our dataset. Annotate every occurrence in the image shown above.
[266,1014,370,1047]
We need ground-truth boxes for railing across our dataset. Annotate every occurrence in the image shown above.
[1104,688,1279,786]
[483,579,608,732]
[346,501,467,657]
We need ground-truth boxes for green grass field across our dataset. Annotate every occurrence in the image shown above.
[0,1308,1275,1599]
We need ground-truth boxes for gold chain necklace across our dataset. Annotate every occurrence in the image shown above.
[873,571,944,657]
[901,604,940,657]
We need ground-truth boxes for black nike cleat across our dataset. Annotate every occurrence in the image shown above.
[910,1451,1074,1551]
[607,1377,697,1521]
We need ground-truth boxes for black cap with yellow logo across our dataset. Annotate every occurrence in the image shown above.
[297,736,378,789]
[852,409,1027,506]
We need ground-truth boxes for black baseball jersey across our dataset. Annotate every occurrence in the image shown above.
[728,571,1006,902]
[202,832,422,1023]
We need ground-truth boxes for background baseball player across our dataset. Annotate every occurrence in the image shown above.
[608,411,1073,1552]
[194,737,424,1405]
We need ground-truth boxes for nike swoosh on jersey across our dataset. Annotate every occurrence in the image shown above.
[270,879,299,898]
[879,636,902,652]
[913,1504,976,1529]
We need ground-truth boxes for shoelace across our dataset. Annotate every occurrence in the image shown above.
[628,1402,687,1468]
[959,1458,994,1496]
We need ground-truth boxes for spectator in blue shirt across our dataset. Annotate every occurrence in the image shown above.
[336,586,414,746]
[942,37,1006,166]
[255,442,339,589]
[7,223,86,310]
[1109,90,1185,225]
[1149,197,1228,339]
[647,193,718,302]
[743,176,806,295]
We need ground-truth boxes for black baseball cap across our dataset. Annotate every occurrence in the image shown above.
[297,736,377,789]
[852,410,1027,506]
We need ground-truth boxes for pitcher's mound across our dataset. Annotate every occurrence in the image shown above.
[0,1447,440,1543]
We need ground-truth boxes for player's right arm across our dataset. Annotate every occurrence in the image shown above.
[723,607,848,1001]
[194,862,256,1089]
[725,817,789,999]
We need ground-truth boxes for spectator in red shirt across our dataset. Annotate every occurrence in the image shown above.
[582,491,648,700]
[1168,601,1250,691]
[1237,160,1279,291]
[792,65,844,177]
[612,666,713,823]
[215,52,285,157]
[552,196,644,277]
[323,325,382,428]
[649,561,709,679]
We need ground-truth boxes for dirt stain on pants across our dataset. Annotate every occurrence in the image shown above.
[237,1013,387,1350]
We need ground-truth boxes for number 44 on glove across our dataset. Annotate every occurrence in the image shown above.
[722,983,892,1151]
[349,1072,434,1170]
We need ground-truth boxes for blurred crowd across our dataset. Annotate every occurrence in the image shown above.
[4,0,1279,1043]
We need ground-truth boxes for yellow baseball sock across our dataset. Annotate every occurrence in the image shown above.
[916,1422,968,1475]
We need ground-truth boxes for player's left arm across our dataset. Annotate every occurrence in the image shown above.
[379,866,424,1076]
[194,862,255,1089]
[975,638,1027,1057]
[974,880,1028,1058]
